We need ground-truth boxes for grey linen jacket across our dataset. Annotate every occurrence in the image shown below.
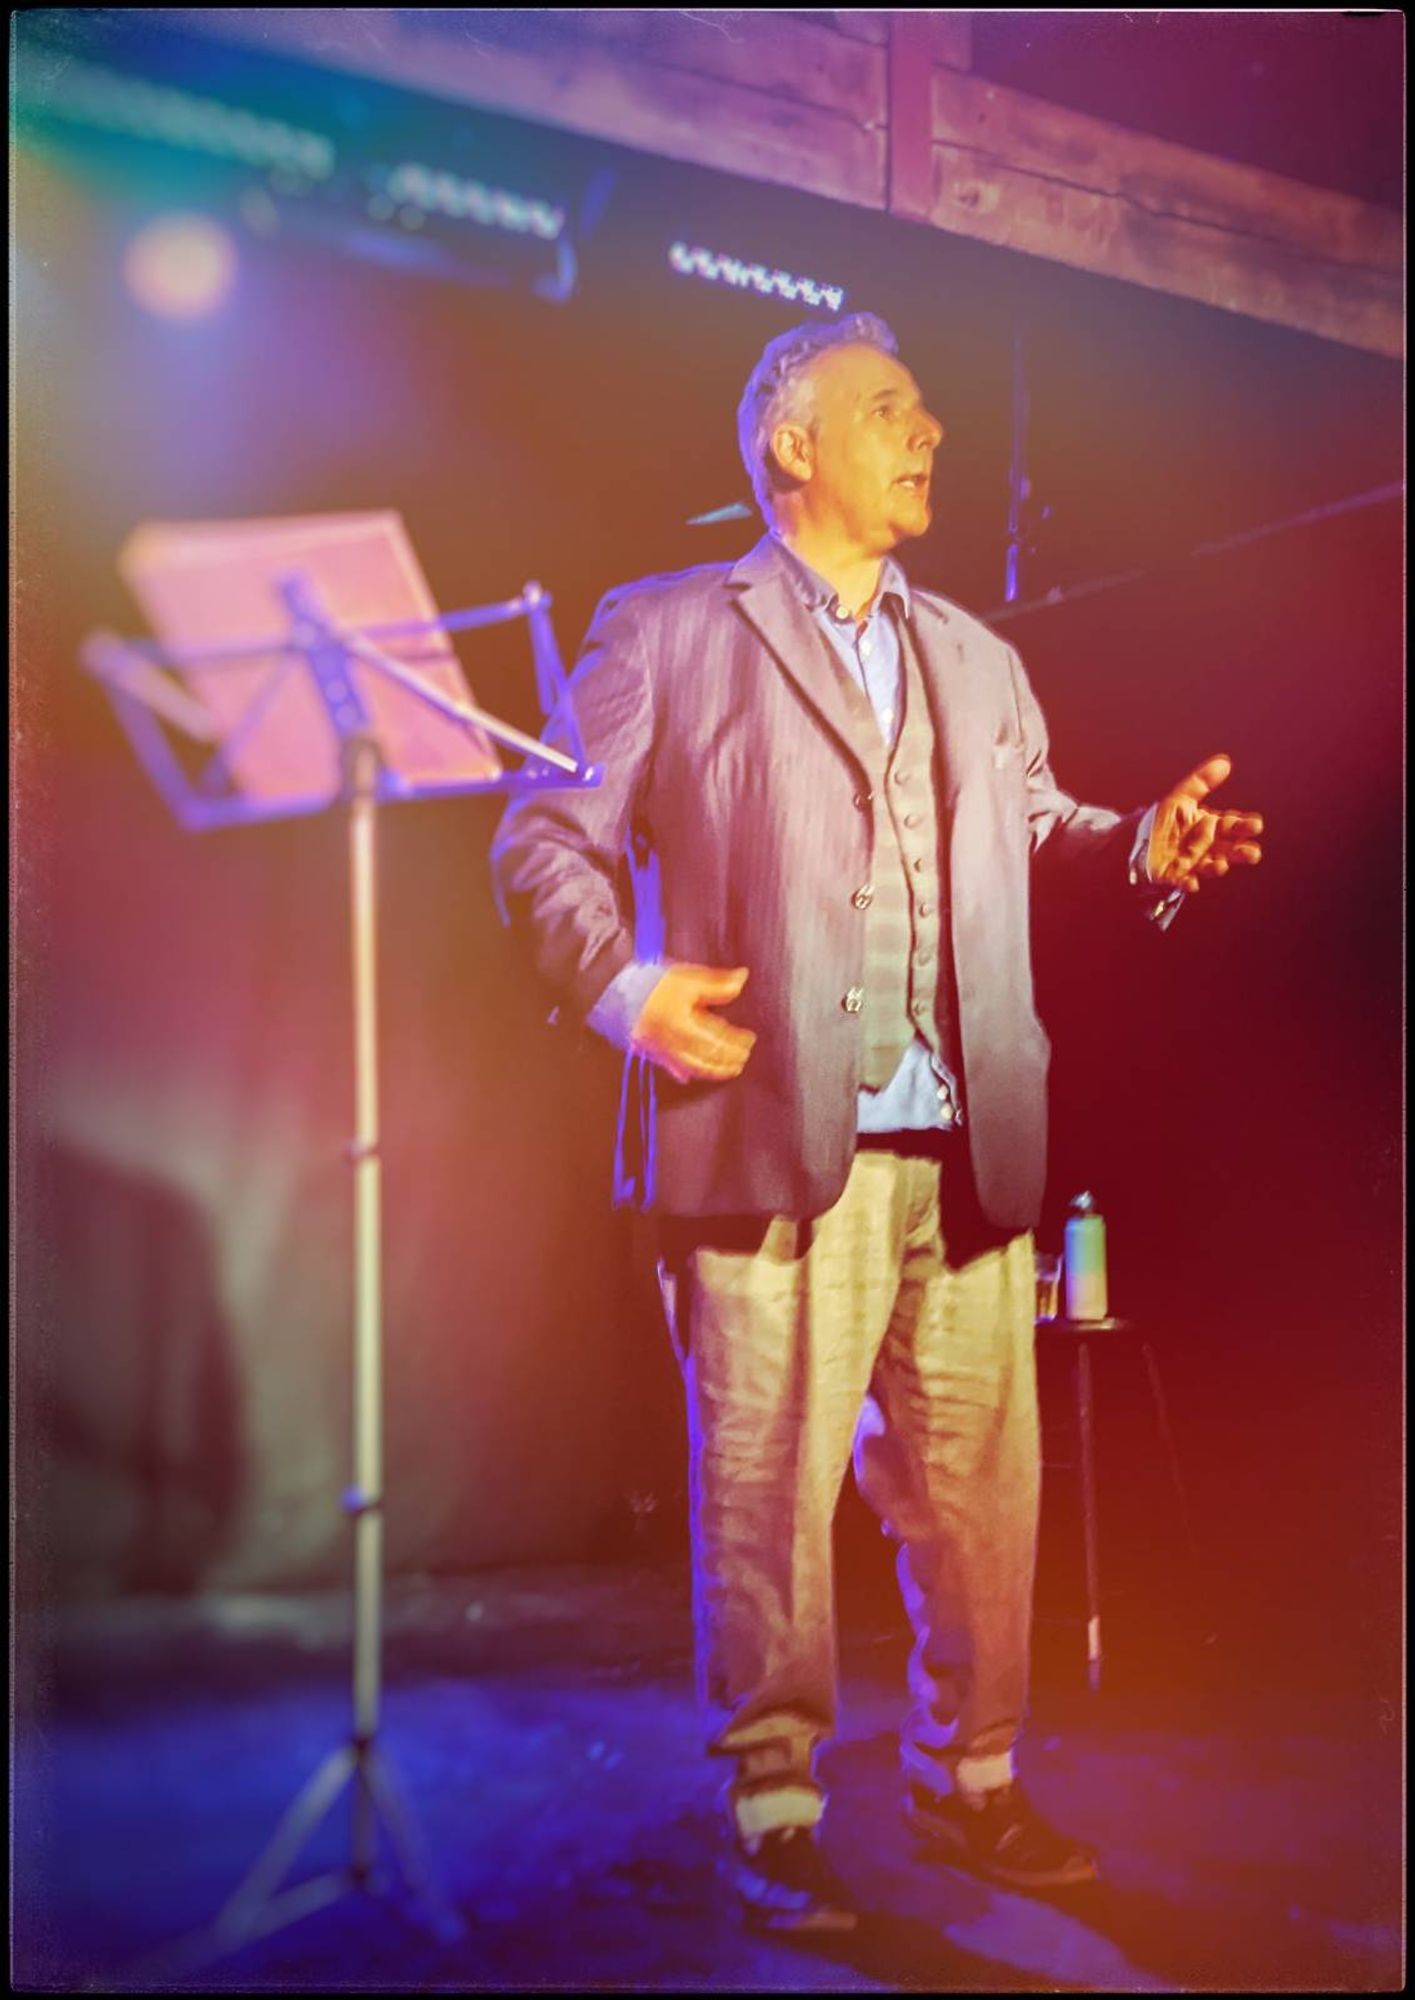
[490,534,1142,1227]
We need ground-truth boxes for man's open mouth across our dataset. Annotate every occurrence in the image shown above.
[895,473,929,490]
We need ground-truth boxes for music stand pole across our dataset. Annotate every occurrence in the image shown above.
[135,731,458,1980]
[347,728,390,1887]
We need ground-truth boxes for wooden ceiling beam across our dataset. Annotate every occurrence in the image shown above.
[918,63,1401,353]
[148,9,1400,357]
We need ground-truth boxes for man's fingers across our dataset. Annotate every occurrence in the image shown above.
[1197,843,1261,877]
[1169,753,1232,805]
[1210,834,1262,865]
[669,1049,752,1082]
[684,1023,756,1063]
[669,1059,748,1083]
[659,1032,752,1082]
[663,1017,756,1082]
[634,961,756,1082]
[1218,811,1263,839]
[1210,806,1263,868]
[683,963,750,1001]
[669,1057,747,1083]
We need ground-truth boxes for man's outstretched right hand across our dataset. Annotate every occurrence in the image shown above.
[630,964,756,1083]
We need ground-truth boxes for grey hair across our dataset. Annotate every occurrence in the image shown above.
[736,311,899,518]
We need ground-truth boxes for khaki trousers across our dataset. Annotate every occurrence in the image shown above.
[658,1149,1040,1840]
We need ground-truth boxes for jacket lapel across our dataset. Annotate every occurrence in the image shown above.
[727,537,880,774]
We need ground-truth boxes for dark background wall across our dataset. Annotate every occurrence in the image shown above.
[12,24,1401,1699]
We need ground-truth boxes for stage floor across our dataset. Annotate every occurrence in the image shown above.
[13,1561,1404,1992]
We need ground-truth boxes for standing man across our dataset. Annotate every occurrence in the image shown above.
[491,314,1261,1930]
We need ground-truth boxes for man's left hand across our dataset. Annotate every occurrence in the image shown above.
[1147,753,1263,894]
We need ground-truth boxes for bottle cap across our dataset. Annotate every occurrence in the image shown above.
[1069,1191,1096,1213]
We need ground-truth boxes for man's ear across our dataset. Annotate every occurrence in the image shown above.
[769,420,813,489]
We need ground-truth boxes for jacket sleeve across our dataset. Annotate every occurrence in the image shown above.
[1006,642,1146,882]
[489,587,656,1021]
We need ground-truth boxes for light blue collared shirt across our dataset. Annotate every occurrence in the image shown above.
[588,540,1171,1126]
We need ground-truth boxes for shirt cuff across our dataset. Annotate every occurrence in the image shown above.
[586,959,666,1051]
[1128,805,1185,929]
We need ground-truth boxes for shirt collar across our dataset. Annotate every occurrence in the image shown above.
[769,532,912,624]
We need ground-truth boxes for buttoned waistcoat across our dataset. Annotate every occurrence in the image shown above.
[490,535,1140,1227]
[847,617,957,1090]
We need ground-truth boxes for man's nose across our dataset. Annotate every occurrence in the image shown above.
[912,408,945,450]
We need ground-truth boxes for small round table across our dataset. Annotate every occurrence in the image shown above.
[1035,1315,1205,1693]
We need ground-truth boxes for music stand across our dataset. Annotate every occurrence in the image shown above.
[79,511,601,1976]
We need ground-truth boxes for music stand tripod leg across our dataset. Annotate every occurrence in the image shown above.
[363,1743,466,1940]
[214,1743,360,1944]
[112,1744,360,1984]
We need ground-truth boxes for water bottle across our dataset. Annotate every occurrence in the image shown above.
[1064,1191,1108,1322]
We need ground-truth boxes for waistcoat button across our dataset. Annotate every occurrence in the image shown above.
[843,987,864,1014]
[853,790,872,811]
[852,886,874,909]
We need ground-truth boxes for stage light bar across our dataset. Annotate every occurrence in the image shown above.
[24,54,335,179]
[378,163,565,241]
[669,242,845,312]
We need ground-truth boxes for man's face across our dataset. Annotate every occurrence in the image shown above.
[775,343,945,552]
